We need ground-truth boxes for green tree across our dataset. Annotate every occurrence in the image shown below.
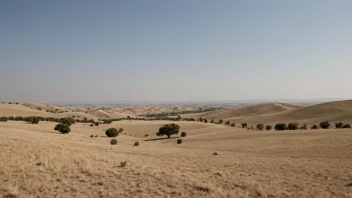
[275,123,287,131]
[157,123,180,138]
[287,122,299,130]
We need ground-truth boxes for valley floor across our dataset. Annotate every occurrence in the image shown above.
[0,121,352,198]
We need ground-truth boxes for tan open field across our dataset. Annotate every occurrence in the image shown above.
[1,118,352,198]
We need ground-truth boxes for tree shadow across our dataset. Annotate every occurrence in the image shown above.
[144,137,179,141]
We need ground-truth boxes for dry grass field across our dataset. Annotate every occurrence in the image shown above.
[1,119,352,198]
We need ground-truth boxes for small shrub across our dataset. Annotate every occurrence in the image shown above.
[335,122,343,129]
[256,124,264,130]
[119,128,124,133]
[181,132,187,137]
[134,142,139,146]
[90,135,94,138]
[120,161,127,167]
[90,124,94,127]
[241,123,247,128]
[230,123,236,127]
[225,121,230,125]
[342,124,351,128]
[319,121,330,129]
[54,123,71,134]
[110,139,117,145]
[145,134,149,137]
[311,125,318,129]
[94,122,100,126]
[177,139,183,144]
[300,124,308,130]
[213,152,218,155]
[275,123,287,131]
[95,135,98,137]
[105,128,119,137]
[266,125,272,130]
[0,117,8,122]
[287,122,299,130]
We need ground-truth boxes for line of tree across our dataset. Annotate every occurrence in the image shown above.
[141,107,223,118]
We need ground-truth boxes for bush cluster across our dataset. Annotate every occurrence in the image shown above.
[54,123,71,134]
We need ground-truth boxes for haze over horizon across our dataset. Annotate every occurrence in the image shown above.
[1,0,352,104]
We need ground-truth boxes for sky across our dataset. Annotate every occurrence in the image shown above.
[1,0,352,104]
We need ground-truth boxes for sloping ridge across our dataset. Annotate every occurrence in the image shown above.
[228,100,352,124]
[0,104,98,120]
[0,104,53,117]
[86,109,128,119]
[200,103,302,120]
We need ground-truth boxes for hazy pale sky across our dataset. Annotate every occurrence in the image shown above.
[1,0,351,103]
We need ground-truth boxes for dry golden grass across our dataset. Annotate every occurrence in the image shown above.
[184,100,352,126]
[1,120,352,198]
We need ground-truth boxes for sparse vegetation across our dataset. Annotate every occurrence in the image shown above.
[120,161,127,167]
[54,123,71,134]
[300,124,308,130]
[335,122,350,129]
